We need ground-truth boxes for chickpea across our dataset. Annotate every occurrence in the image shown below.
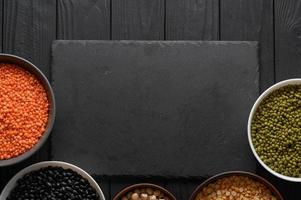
[140,193,148,200]
[149,195,157,200]
[146,188,154,195]
[131,193,139,200]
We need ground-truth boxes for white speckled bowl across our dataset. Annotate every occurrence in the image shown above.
[248,78,301,182]
[0,161,106,200]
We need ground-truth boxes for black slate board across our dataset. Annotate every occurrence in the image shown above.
[51,40,259,177]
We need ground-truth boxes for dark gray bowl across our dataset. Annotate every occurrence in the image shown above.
[189,171,284,200]
[0,54,55,166]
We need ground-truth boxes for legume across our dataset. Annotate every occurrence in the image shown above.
[0,63,49,159]
[194,175,277,200]
[7,166,99,200]
[120,187,170,200]
[251,84,301,177]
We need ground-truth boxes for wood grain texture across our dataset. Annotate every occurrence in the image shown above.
[57,0,110,39]
[274,1,301,196]
[111,0,164,39]
[275,0,301,81]
[0,146,50,189]
[220,0,274,92]
[257,164,301,199]
[56,0,111,196]
[165,0,219,196]
[2,0,56,77]
[165,179,201,200]
[166,0,219,40]
[93,176,111,200]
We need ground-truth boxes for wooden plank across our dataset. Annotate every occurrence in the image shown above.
[0,0,56,190]
[110,177,166,199]
[257,165,301,199]
[56,0,111,196]
[93,176,111,200]
[165,179,201,200]
[275,0,301,81]
[59,1,165,195]
[111,0,164,39]
[2,0,56,77]
[0,147,50,188]
[220,0,274,92]
[165,0,219,195]
[273,1,301,197]
[165,0,219,40]
[57,0,110,39]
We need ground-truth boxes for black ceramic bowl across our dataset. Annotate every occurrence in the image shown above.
[189,171,284,200]
[0,54,55,166]
[113,183,177,200]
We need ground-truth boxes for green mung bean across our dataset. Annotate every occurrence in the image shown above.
[252,84,301,177]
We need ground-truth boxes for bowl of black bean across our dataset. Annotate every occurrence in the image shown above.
[0,161,106,200]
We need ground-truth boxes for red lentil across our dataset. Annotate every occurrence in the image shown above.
[0,63,49,159]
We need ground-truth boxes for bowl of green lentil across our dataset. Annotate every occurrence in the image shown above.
[248,78,301,181]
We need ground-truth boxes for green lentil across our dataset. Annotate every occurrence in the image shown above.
[252,84,301,177]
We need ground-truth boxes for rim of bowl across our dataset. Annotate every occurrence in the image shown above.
[0,161,106,200]
[189,171,284,200]
[0,53,56,166]
[248,78,301,182]
[112,183,177,200]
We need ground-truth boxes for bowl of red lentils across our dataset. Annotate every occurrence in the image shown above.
[189,171,283,200]
[113,183,176,200]
[0,54,55,166]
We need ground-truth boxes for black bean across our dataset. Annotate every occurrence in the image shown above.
[6,166,100,200]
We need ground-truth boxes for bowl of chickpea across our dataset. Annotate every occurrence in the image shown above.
[189,171,283,200]
[113,183,176,200]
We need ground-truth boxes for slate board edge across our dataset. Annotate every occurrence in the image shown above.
[52,40,258,46]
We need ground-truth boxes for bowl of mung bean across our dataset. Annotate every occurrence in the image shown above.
[0,161,106,200]
[112,183,177,200]
[0,54,55,166]
[189,171,283,200]
[248,78,301,181]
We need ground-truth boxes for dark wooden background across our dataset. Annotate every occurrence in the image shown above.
[0,0,300,199]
